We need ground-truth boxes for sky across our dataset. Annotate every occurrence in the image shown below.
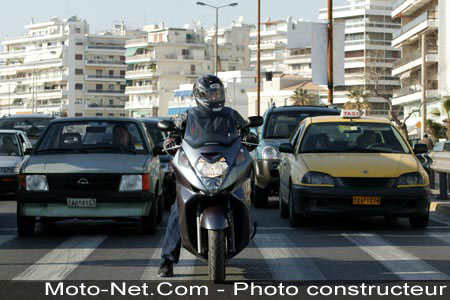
[0,0,348,38]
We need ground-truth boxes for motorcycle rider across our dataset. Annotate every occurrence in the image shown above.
[157,74,249,277]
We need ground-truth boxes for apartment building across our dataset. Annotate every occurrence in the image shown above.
[320,0,401,117]
[125,24,212,117]
[391,0,442,136]
[0,17,143,117]
[248,17,313,76]
[205,18,252,72]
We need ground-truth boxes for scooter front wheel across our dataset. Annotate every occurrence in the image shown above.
[208,229,226,283]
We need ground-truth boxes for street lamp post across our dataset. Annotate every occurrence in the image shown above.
[196,2,238,76]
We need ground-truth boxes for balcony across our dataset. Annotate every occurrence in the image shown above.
[392,0,433,19]
[125,99,153,110]
[0,45,63,59]
[10,89,67,99]
[86,45,125,51]
[126,38,148,48]
[125,69,158,79]
[86,89,125,96]
[85,103,126,110]
[392,47,438,76]
[85,60,126,67]
[124,85,158,95]
[392,80,438,105]
[0,59,64,73]
[126,54,155,63]
[85,75,126,82]
[392,11,438,47]
[0,73,68,84]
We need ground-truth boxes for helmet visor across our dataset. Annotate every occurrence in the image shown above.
[204,88,225,102]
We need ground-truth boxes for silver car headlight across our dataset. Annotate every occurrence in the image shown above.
[262,146,281,160]
[397,172,424,186]
[26,175,49,191]
[195,157,228,178]
[301,172,335,186]
[119,175,142,191]
[0,166,20,174]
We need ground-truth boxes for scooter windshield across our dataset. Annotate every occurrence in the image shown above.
[184,111,240,148]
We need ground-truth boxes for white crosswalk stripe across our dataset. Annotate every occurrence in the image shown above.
[13,235,107,281]
[253,233,326,281]
[342,233,450,280]
[0,235,15,246]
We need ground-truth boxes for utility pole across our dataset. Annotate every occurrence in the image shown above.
[215,7,219,75]
[328,0,333,105]
[257,0,261,116]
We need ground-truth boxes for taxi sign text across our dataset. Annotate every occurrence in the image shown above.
[341,110,361,118]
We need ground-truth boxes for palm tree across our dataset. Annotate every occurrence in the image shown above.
[344,88,371,113]
[430,97,450,139]
[290,88,318,106]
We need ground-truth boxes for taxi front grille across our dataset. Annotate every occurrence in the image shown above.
[47,174,122,192]
[339,178,394,188]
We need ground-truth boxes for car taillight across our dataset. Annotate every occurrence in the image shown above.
[142,174,150,191]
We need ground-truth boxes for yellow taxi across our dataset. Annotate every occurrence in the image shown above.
[278,110,430,228]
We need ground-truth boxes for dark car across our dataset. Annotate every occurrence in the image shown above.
[252,105,341,208]
[17,117,164,236]
[0,114,56,146]
[0,130,33,200]
[141,117,176,209]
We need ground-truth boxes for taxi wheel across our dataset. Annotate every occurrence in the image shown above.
[279,192,288,218]
[409,214,429,229]
[288,189,305,228]
[17,214,36,237]
[141,201,157,235]
[253,186,269,208]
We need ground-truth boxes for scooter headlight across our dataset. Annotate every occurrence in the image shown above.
[195,157,228,178]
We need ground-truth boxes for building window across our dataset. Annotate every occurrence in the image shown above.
[96,113,103,116]
[96,84,103,90]
[109,70,114,76]
[108,113,114,116]
[75,28,81,34]
[120,84,126,91]
[75,69,83,75]
[96,70,103,76]
[120,70,125,76]
[120,113,126,117]
[75,42,83,46]
[75,113,83,117]
[75,83,83,90]
[75,54,83,60]
[109,84,114,90]
[109,99,114,105]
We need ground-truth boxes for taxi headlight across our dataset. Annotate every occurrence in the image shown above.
[196,157,228,178]
[397,172,424,186]
[262,146,281,160]
[26,175,49,191]
[119,175,142,191]
[301,172,335,186]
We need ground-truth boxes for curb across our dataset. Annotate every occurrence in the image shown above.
[430,201,450,217]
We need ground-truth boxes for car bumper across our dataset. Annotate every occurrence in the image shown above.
[291,185,430,217]
[18,191,155,217]
[0,175,19,199]
[254,159,280,190]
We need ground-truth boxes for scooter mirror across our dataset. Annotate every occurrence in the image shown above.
[158,120,175,132]
[248,116,264,128]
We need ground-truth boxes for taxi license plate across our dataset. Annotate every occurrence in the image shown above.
[352,196,381,206]
[67,198,97,208]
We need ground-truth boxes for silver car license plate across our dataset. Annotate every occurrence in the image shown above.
[67,198,97,208]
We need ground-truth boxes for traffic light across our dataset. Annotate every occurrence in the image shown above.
[266,71,273,81]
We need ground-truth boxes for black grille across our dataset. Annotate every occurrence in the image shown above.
[339,177,394,188]
[47,174,122,192]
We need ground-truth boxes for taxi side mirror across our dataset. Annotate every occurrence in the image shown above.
[24,148,33,155]
[414,144,428,154]
[279,143,295,154]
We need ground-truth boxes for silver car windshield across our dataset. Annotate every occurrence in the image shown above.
[300,122,411,154]
[36,121,148,154]
[0,134,21,156]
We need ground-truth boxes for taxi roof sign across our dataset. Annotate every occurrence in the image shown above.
[341,110,361,119]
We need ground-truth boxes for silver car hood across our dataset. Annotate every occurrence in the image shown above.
[23,154,148,174]
[0,156,23,168]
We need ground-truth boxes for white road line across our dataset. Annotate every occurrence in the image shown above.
[343,233,450,280]
[13,235,107,281]
[253,233,326,281]
[431,214,450,226]
[0,235,15,246]
[140,237,201,280]
[426,232,450,245]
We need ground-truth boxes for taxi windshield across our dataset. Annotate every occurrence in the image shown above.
[300,122,411,154]
[184,111,239,148]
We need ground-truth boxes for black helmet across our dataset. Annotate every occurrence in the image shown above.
[193,75,225,112]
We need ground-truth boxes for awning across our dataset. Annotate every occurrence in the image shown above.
[399,70,411,80]
[168,107,191,115]
[174,90,193,97]
[125,47,139,57]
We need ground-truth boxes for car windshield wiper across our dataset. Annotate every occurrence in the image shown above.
[343,147,398,154]
[82,145,137,154]
[35,148,88,154]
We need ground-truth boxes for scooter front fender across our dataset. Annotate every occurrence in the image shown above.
[201,206,229,230]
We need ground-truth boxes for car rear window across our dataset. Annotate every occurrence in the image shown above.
[0,118,51,138]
